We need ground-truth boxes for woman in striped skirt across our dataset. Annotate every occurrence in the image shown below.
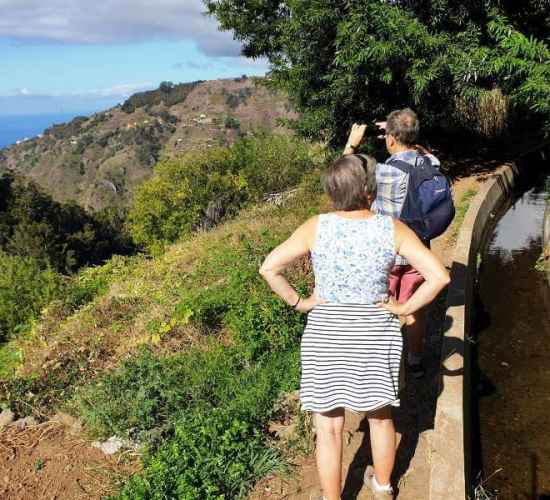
[260,155,449,499]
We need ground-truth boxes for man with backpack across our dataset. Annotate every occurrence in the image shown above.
[344,108,454,378]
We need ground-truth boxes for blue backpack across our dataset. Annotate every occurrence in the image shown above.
[389,155,455,242]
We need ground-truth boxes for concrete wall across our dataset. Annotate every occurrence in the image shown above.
[429,164,518,500]
[544,203,550,285]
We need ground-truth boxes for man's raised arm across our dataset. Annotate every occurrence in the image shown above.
[343,123,367,155]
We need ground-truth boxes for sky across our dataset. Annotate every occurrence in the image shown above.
[0,0,270,116]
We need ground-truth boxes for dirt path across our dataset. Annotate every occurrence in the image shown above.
[0,419,137,500]
[250,175,483,500]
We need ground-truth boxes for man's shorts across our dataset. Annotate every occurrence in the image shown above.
[388,265,425,304]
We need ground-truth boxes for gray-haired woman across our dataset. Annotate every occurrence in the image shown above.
[260,155,449,499]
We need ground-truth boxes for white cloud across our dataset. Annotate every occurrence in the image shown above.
[80,82,156,98]
[0,0,242,56]
[173,60,214,71]
[1,82,156,99]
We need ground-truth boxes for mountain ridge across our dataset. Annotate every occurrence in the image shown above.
[0,77,295,211]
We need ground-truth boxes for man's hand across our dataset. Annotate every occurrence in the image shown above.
[344,123,367,155]
[375,121,386,140]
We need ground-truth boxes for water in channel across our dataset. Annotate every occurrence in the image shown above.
[474,168,550,499]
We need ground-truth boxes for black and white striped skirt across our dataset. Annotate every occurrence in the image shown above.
[300,303,403,413]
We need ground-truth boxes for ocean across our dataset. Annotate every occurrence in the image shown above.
[0,113,93,149]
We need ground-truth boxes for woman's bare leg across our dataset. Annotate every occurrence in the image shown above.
[367,406,396,486]
[314,408,345,500]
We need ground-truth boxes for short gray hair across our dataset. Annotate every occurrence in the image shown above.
[323,154,377,211]
[386,108,419,146]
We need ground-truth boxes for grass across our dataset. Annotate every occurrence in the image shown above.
[472,469,501,500]
[76,188,320,497]
[535,251,548,272]
[108,348,299,499]
[3,186,320,374]
[0,171,326,498]
[0,159,487,498]
[448,188,479,242]
[0,342,23,379]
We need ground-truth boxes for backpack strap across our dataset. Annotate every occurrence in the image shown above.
[387,154,432,173]
[386,158,413,174]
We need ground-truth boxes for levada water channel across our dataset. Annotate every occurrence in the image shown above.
[472,161,550,499]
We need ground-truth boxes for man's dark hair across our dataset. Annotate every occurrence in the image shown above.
[323,155,377,211]
[386,108,419,146]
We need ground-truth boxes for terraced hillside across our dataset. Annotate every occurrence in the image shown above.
[0,77,295,211]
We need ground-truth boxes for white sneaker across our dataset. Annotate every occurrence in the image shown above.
[364,465,394,499]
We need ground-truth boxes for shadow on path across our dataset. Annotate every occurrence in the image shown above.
[340,287,465,499]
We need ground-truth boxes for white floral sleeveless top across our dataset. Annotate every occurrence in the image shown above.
[311,213,396,304]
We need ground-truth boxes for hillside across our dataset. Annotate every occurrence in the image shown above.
[0,156,485,499]
[0,167,325,498]
[0,77,295,211]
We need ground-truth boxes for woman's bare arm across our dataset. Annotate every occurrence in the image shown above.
[259,216,322,313]
[379,220,450,316]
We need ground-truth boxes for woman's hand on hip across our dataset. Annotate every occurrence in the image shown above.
[377,297,406,316]
[296,294,325,313]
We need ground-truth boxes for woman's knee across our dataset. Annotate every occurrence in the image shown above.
[314,409,345,438]
[366,406,394,428]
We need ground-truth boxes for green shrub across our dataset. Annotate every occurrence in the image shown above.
[116,408,286,500]
[73,225,309,498]
[63,255,133,310]
[224,115,241,129]
[112,349,298,499]
[75,346,239,438]
[231,133,315,197]
[207,1,550,143]
[0,251,64,342]
[121,82,202,113]
[128,147,248,249]
[176,229,308,351]
[128,133,321,250]
[226,290,306,361]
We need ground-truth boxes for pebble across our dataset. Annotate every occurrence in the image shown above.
[92,436,136,455]
[50,412,82,435]
[92,436,124,455]
[0,409,15,429]
[274,423,296,441]
[11,416,38,430]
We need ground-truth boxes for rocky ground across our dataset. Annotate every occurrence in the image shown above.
[0,411,138,500]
